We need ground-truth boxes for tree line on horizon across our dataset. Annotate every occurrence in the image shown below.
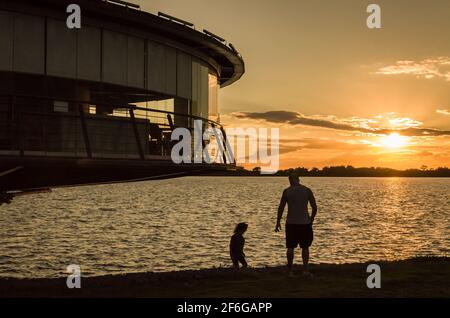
[244,165,450,177]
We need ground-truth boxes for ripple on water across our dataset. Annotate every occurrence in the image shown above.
[0,177,449,278]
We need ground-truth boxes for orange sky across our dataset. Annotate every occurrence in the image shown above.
[142,0,450,169]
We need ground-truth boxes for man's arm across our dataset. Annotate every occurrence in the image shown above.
[275,190,287,232]
[309,189,317,224]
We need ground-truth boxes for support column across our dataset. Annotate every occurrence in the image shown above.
[78,104,92,159]
[130,108,145,160]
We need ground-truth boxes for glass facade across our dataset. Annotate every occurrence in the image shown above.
[130,99,175,128]
[129,60,217,130]
[208,73,219,121]
[191,61,209,121]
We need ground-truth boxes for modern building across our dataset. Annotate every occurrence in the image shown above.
[0,0,244,193]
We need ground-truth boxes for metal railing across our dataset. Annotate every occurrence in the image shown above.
[0,94,234,165]
[104,0,140,10]
[158,12,195,29]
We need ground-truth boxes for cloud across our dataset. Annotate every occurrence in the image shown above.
[437,109,450,116]
[375,57,450,81]
[416,151,434,157]
[232,111,450,137]
[279,138,366,151]
[239,111,299,123]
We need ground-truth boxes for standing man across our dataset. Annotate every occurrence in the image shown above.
[275,173,317,276]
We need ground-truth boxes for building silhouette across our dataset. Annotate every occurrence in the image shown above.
[0,0,245,191]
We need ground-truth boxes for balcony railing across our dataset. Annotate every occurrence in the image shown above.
[0,94,234,165]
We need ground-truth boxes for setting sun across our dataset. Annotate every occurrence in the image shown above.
[382,133,408,149]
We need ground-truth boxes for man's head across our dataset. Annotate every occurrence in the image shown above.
[288,173,300,185]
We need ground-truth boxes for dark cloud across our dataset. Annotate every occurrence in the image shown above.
[234,111,450,137]
[236,111,299,123]
[278,144,299,155]
[279,138,368,151]
[392,127,450,137]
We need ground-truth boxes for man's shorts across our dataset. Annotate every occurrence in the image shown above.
[285,223,313,249]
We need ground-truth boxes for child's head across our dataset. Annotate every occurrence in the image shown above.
[234,222,248,234]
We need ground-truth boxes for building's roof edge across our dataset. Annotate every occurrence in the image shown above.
[8,0,245,87]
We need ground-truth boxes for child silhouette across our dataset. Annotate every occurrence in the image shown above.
[229,222,248,269]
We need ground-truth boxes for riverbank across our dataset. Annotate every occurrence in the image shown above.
[0,257,448,298]
[200,166,450,177]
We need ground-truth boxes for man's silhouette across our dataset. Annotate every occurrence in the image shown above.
[276,173,317,276]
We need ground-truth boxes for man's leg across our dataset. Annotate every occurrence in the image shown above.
[301,248,309,272]
[300,224,313,275]
[287,248,294,272]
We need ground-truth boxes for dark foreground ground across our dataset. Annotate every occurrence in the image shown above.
[0,257,448,298]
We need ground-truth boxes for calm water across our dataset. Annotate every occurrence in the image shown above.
[0,177,449,278]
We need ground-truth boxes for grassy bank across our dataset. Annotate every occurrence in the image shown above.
[0,257,448,298]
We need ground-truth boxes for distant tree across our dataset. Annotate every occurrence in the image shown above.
[294,167,309,176]
[230,165,450,177]
[252,167,261,175]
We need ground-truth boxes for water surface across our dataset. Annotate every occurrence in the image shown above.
[0,177,448,278]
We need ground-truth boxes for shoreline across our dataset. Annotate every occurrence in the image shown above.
[197,174,450,178]
[1,257,449,298]
[197,173,450,178]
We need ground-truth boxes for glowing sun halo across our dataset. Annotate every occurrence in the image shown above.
[382,133,408,149]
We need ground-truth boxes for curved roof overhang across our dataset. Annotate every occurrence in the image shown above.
[1,0,245,88]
